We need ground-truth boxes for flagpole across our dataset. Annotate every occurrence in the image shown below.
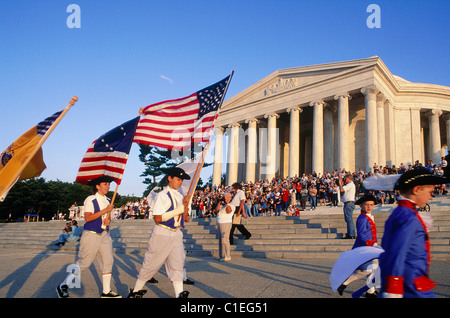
[184,70,234,201]
[0,96,78,199]
[176,72,234,222]
[185,141,212,199]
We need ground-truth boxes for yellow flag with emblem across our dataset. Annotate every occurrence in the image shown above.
[0,96,78,201]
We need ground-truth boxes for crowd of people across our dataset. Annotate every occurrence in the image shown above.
[64,158,447,222]
[112,198,150,220]
[189,160,447,219]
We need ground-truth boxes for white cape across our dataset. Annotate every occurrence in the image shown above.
[362,173,400,191]
[146,154,201,211]
[329,246,384,292]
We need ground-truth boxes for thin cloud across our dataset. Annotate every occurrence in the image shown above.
[160,75,174,84]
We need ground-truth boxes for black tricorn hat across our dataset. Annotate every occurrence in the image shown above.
[355,194,377,205]
[87,176,115,186]
[394,167,448,191]
[165,167,191,180]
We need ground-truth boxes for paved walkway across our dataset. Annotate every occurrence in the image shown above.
[0,247,449,300]
[0,196,449,313]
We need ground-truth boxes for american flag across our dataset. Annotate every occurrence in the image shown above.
[75,116,140,185]
[36,110,63,137]
[133,74,232,149]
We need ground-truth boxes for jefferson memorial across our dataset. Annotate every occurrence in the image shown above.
[211,56,450,186]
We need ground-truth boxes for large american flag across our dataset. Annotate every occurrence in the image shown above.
[133,74,232,149]
[75,116,140,185]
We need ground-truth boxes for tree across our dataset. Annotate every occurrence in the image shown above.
[138,144,176,196]
[138,143,213,195]
[0,178,92,221]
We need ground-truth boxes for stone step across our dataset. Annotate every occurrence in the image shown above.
[1,206,449,260]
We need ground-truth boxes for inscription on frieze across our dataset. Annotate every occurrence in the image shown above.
[264,78,297,96]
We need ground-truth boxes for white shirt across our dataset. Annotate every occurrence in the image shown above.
[341,181,355,203]
[231,189,246,208]
[84,192,110,229]
[216,204,235,224]
[153,186,183,227]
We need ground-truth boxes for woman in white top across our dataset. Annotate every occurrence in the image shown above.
[215,192,235,262]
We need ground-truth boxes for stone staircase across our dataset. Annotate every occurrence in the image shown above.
[0,199,449,260]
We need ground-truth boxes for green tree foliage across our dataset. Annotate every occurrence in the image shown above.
[138,144,173,196]
[138,143,212,196]
[0,178,92,221]
[0,178,141,221]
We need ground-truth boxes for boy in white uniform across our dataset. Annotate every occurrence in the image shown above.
[56,176,120,298]
[128,167,191,298]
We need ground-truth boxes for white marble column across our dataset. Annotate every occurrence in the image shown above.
[410,108,422,164]
[287,107,301,178]
[323,104,334,172]
[226,123,240,186]
[310,100,324,175]
[334,93,350,171]
[385,100,396,166]
[426,109,443,165]
[264,113,279,181]
[245,118,258,183]
[377,93,387,167]
[361,87,379,172]
[212,127,224,186]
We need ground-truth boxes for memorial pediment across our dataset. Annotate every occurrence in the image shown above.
[223,56,381,109]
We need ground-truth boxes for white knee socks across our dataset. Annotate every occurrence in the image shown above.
[102,273,111,294]
[173,280,183,297]
[133,278,147,292]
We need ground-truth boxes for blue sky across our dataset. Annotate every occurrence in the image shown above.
[1,0,449,196]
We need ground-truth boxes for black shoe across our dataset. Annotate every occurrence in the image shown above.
[178,291,189,298]
[184,278,195,285]
[337,284,347,296]
[101,291,122,298]
[343,235,355,239]
[56,284,69,298]
[364,291,379,298]
[244,235,252,240]
[127,288,147,298]
[147,277,158,284]
[55,242,65,246]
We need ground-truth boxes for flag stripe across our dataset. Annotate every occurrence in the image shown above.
[78,164,125,174]
[152,100,199,113]
[80,157,128,168]
[136,139,185,150]
[143,93,197,112]
[76,171,123,181]
[133,133,191,144]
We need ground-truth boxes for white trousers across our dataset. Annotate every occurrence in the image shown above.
[137,225,185,282]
